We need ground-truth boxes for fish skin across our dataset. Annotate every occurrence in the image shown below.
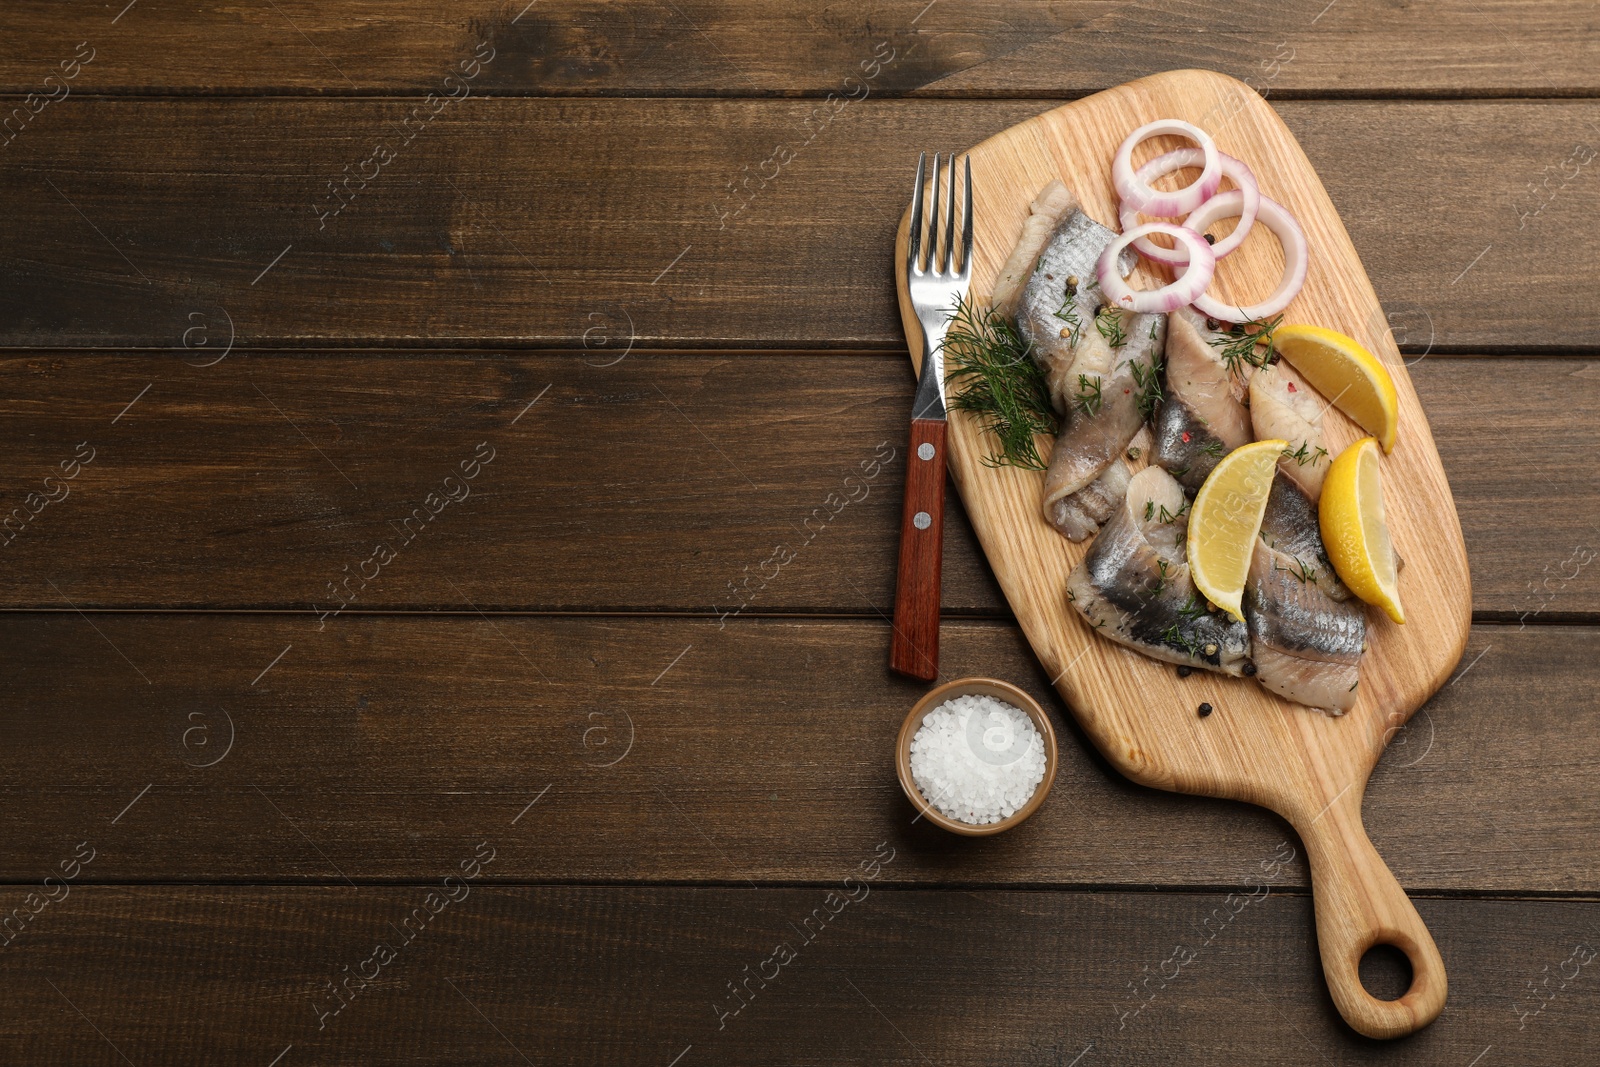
[1007,190,1161,541]
[1067,466,1250,675]
[1151,308,1254,490]
[1014,205,1119,392]
[1040,309,1166,540]
[991,181,1078,321]
[1245,480,1366,713]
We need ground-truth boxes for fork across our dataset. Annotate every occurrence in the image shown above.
[891,151,972,681]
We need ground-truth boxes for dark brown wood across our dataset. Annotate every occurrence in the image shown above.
[0,100,1594,349]
[0,1,1594,97]
[0,353,1591,618]
[0,884,1588,1064]
[0,613,1592,892]
[890,417,946,679]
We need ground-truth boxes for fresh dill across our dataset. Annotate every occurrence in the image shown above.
[1277,554,1318,584]
[1198,439,1226,458]
[1281,441,1329,467]
[1144,500,1155,521]
[942,296,1058,471]
[1130,355,1164,420]
[1150,557,1173,595]
[1178,592,1209,621]
[1208,313,1283,374]
[1161,623,1200,658]
[1095,305,1127,348]
[1157,498,1191,524]
[1148,317,1159,341]
[1052,298,1082,345]
[1074,373,1104,417]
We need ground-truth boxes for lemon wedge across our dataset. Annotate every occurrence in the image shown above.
[1188,439,1286,622]
[1320,437,1404,624]
[1272,324,1400,453]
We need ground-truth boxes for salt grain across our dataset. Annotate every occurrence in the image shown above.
[908,694,1047,826]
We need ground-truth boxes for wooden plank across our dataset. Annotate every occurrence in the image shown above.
[0,614,1593,892]
[0,885,1591,1063]
[0,0,1593,97]
[0,354,1593,618]
[0,99,1593,349]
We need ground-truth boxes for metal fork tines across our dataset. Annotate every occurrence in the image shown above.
[905,151,973,421]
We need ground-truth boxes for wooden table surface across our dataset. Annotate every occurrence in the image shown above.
[1,1,1596,1063]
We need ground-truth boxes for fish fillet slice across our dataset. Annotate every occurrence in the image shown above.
[1246,481,1367,714]
[1067,466,1250,675]
[1150,308,1255,490]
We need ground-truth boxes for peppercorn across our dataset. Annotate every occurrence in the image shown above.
[1243,662,1258,676]
[1203,233,1216,245]
[1198,702,1214,717]
[1177,665,1192,678]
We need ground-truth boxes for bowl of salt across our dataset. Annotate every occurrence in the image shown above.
[895,677,1058,836]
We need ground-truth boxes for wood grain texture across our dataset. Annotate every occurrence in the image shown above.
[889,417,947,679]
[0,614,1592,893]
[0,353,1594,618]
[0,0,1594,96]
[0,100,1594,349]
[0,885,1590,1065]
[894,70,1468,1035]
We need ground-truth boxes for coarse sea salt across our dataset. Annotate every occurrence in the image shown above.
[909,694,1047,826]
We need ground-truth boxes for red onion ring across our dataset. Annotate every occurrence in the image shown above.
[1096,223,1216,315]
[1189,192,1308,323]
[1112,119,1221,218]
[1119,149,1261,263]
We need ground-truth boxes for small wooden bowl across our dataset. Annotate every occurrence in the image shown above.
[895,677,1058,836]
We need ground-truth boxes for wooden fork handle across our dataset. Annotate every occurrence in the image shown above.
[890,417,947,680]
[1295,784,1448,1039]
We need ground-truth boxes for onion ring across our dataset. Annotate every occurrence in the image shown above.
[1112,119,1221,218]
[1119,149,1261,262]
[1096,223,1216,315]
[1188,192,1307,323]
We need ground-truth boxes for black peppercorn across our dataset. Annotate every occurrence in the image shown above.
[1205,317,1220,331]
[1177,665,1192,678]
[1243,662,1257,676]
[1203,232,1215,245]
[1198,702,1214,717]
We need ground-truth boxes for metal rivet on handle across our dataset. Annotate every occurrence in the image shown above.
[917,442,935,461]
[913,511,932,530]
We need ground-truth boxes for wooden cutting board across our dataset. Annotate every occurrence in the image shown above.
[894,69,1471,1039]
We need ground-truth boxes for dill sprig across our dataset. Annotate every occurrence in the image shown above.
[1130,354,1164,420]
[1208,313,1283,374]
[1052,280,1082,345]
[1277,554,1318,584]
[1158,498,1190,524]
[1178,592,1209,620]
[1143,499,1191,523]
[1198,439,1226,459]
[1161,623,1200,658]
[1095,306,1127,348]
[1150,557,1173,595]
[1074,374,1104,417]
[943,297,1058,471]
[1281,441,1329,467]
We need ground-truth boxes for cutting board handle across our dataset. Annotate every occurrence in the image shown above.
[1293,785,1447,1039]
